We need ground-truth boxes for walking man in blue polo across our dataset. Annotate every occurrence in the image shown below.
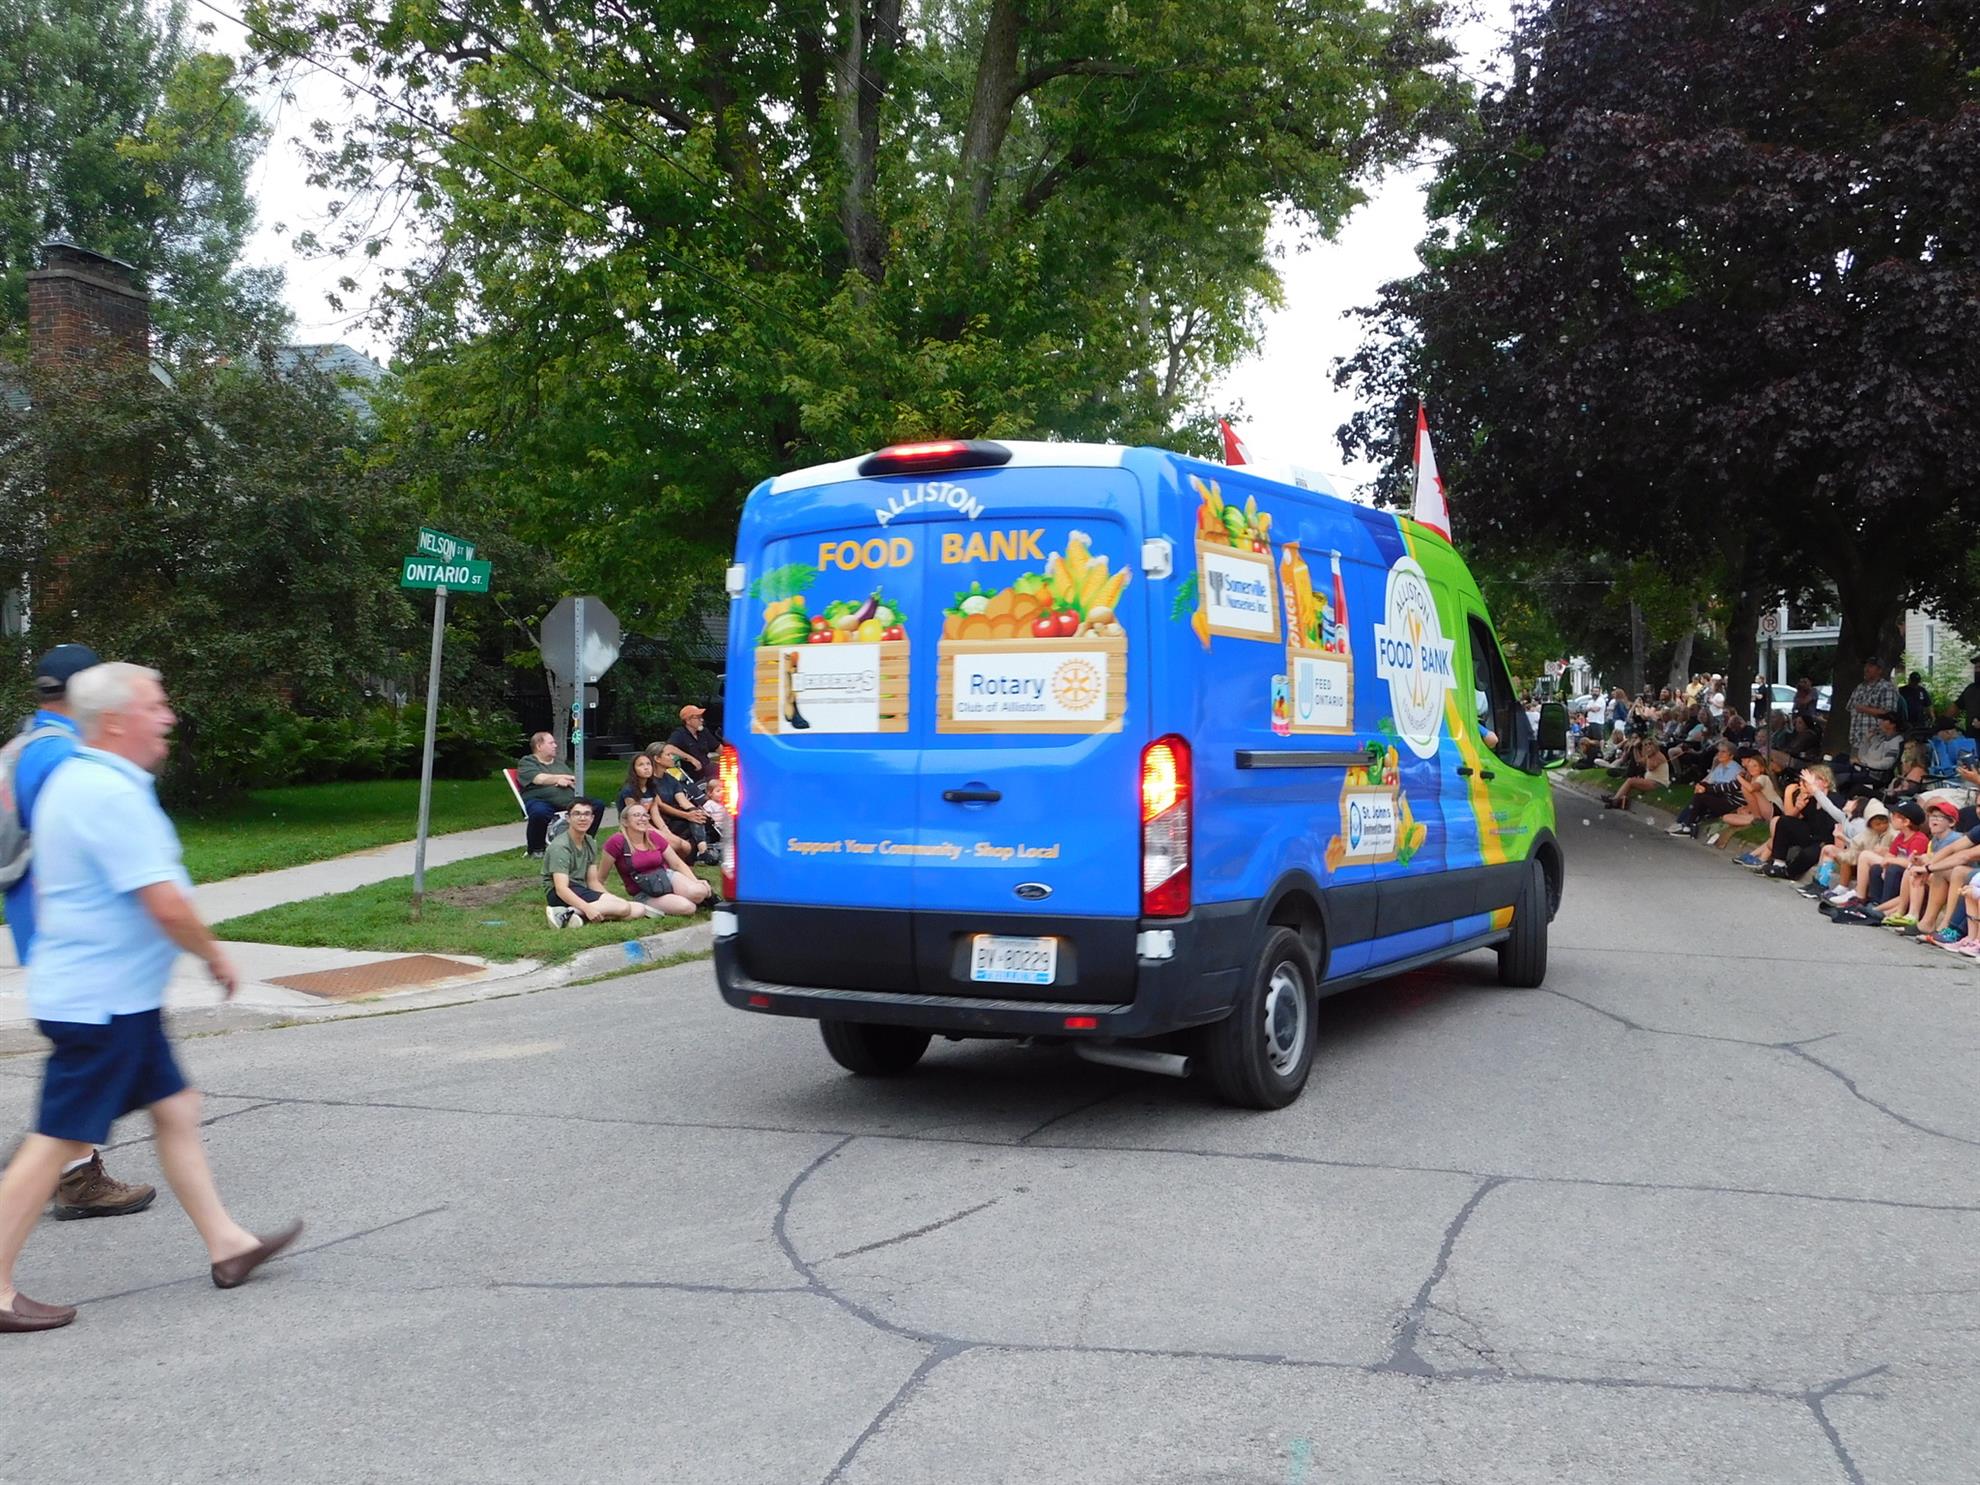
[2,644,154,1219]
[0,662,302,1333]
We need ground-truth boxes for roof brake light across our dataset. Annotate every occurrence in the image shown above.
[856,439,1013,476]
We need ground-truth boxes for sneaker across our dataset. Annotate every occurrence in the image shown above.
[1735,852,1766,870]
[1824,886,1860,905]
[52,1154,157,1221]
[1796,882,1827,899]
[1665,825,1694,838]
[1932,927,1963,945]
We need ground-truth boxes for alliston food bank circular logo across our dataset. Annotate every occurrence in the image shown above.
[1373,557,1457,759]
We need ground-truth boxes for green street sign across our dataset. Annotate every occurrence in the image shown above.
[416,527,475,563]
[401,555,491,594]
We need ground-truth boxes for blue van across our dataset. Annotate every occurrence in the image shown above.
[712,440,1563,1107]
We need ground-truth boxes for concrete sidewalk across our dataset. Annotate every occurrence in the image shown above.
[0,820,660,1047]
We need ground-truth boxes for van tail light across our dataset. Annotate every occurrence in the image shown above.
[717,743,740,899]
[856,439,1013,476]
[1141,736,1191,918]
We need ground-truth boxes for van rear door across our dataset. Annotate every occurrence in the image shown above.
[730,490,928,990]
[906,471,1147,999]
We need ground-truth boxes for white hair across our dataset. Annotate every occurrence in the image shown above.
[67,662,162,739]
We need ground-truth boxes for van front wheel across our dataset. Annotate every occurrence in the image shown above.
[1495,857,1549,988]
[1198,927,1318,1110]
[819,1020,931,1077]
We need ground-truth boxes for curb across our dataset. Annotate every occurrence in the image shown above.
[1550,769,1680,830]
[0,922,717,1057]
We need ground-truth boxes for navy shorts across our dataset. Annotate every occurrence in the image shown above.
[546,883,603,909]
[35,1009,189,1145]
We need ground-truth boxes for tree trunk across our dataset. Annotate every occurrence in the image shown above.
[1825,571,1907,752]
[835,0,904,284]
[1725,585,1764,727]
[1665,603,1697,691]
[1628,600,1645,697]
[959,0,1024,221]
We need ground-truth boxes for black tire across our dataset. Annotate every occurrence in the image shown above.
[1197,926,1318,1110]
[819,1020,931,1076]
[1496,856,1549,988]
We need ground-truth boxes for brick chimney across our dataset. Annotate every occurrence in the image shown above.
[26,239,150,373]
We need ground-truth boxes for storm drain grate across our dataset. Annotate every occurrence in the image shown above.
[268,955,486,1001]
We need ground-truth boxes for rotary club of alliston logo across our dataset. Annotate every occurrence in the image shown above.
[1372,557,1457,759]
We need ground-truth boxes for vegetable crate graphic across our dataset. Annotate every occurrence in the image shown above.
[750,572,910,734]
[936,532,1130,734]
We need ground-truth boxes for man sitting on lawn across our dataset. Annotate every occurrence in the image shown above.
[516,731,576,857]
[543,800,668,928]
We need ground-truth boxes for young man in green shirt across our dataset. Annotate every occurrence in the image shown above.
[542,800,664,928]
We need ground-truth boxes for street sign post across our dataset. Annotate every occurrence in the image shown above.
[538,596,621,799]
[401,532,492,916]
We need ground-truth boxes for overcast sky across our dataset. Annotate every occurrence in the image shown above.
[212,2,1515,495]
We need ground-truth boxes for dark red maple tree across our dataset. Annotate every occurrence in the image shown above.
[1338,0,1980,734]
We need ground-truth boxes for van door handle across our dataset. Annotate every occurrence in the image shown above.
[1480,769,1497,781]
[943,788,1002,804]
[1455,765,1475,778]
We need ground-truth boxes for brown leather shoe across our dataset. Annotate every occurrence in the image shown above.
[211,1221,304,1290]
[52,1154,157,1221]
[0,1293,78,1333]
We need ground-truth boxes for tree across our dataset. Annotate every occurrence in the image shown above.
[0,357,426,801]
[0,0,289,357]
[1336,0,1980,745]
[240,0,1465,627]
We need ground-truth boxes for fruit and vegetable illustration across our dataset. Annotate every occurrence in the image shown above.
[749,562,908,734]
[1191,474,1272,552]
[939,532,1129,642]
[1321,727,1427,870]
[753,565,908,648]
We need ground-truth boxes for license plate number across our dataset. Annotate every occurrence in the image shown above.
[969,934,1058,986]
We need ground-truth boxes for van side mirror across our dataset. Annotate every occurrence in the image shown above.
[1537,701,1569,756]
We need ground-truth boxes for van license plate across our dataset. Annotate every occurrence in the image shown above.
[969,935,1057,986]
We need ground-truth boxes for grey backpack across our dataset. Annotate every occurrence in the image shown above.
[0,723,69,889]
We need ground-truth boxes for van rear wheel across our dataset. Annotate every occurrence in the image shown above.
[1198,927,1317,1110]
[819,1020,931,1077]
[1495,857,1549,988]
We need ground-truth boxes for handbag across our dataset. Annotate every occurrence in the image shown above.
[634,867,675,897]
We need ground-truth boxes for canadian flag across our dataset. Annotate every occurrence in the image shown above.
[1412,401,1450,538]
[1219,419,1252,466]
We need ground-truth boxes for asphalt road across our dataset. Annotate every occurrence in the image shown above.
[2,797,1977,1484]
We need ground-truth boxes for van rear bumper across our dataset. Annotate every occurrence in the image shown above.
[714,902,1250,1039]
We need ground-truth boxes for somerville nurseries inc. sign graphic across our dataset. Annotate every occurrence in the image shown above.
[1372,556,1457,758]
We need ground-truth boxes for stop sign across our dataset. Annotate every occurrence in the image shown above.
[538,596,622,682]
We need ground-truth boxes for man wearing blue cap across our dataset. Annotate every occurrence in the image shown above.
[2,645,155,1221]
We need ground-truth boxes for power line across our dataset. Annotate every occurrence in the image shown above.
[190,0,813,341]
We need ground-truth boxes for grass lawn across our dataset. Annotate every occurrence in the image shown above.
[174,773,519,882]
[211,850,719,965]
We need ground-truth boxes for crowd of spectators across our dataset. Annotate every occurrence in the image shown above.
[1573,655,1980,955]
[515,704,729,930]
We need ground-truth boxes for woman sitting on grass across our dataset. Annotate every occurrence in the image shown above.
[616,752,666,823]
[543,800,671,929]
[1603,736,1669,811]
[1715,748,1780,852]
[602,803,711,918]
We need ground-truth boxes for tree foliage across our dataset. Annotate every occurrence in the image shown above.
[1336,0,1980,735]
[0,0,290,356]
[0,360,426,801]
[242,0,1465,627]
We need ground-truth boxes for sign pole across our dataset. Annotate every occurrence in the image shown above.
[411,584,448,920]
[573,595,586,799]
